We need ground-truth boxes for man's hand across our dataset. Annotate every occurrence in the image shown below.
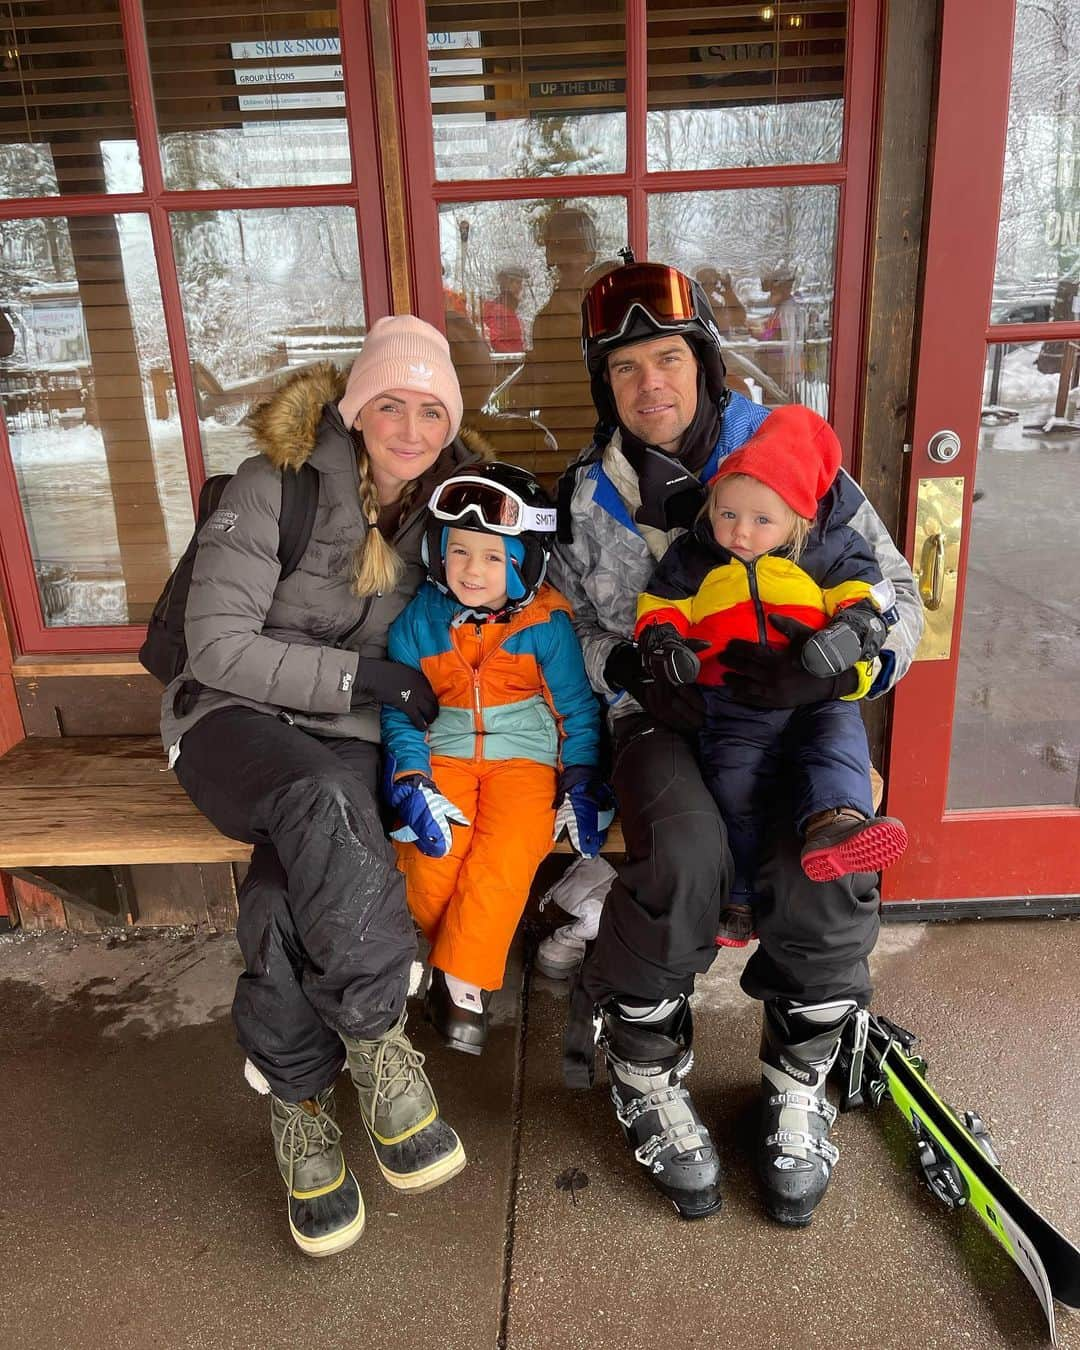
[387,773,470,858]
[800,601,888,679]
[354,658,438,730]
[552,766,616,858]
[638,622,709,686]
[721,617,858,708]
[631,446,706,532]
[604,641,707,733]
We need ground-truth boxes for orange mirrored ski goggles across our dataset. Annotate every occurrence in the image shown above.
[582,263,698,342]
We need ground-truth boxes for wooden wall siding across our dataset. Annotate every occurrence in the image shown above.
[15,672,161,737]
[857,0,938,768]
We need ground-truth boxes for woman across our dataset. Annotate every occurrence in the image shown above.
[162,317,484,1257]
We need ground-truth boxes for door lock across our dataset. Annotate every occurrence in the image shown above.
[927,430,961,463]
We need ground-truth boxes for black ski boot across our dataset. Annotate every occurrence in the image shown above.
[758,997,856,1227]
[601,998,723,1220]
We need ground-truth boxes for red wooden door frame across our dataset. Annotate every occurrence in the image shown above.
[393,0,882,461]
[885,0,1079,902]
[0,1,393,657]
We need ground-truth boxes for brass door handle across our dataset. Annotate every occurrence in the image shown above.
[919,531,945,610]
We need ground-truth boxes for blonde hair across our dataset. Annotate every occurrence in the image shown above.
[707,472,812,562]
[351,440,420,597]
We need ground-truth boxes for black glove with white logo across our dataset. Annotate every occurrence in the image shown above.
[604,640,707,733]
[352,658,438,730]
[632,446,706,532]
[800,600,888,679]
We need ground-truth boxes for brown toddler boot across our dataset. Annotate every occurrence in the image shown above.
[801,807,908,882]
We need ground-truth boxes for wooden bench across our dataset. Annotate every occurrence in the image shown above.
[0,735,625,927]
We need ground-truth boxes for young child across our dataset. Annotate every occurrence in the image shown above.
[382,462,611,1054]
[635,404,908,948]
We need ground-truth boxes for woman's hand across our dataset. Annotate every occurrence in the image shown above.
[352,658,438,730]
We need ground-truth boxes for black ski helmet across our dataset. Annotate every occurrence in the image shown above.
[581,252,729,429]
[423,461,556,610]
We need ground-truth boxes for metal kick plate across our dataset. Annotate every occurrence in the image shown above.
[913,476,963,661]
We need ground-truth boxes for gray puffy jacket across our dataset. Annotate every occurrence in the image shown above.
[161,363,483,754]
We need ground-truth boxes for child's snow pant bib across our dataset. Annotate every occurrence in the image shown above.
[399,755,557,990]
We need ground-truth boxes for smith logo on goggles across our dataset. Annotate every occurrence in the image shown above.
[428,476,556,535]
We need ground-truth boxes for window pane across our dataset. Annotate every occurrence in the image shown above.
[993,2,1080,325]
[0,215,191,628]
[647,1,845,172]
[946,344,1080,810]
[171,206,365,475]
[426,2,626,182]
[0,3,143,198]
[649,186,837,410]
[439,196,626,475]
[144,1,350,190]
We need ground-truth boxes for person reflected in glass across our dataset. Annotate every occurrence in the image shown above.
[482,266,528,353]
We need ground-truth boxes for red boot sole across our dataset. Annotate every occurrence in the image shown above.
[802,818,909,882]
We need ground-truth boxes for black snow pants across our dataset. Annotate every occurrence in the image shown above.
[175,706,417,1102]
[567,711,880,1079]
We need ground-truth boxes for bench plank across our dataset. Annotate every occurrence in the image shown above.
[0,736,625,870]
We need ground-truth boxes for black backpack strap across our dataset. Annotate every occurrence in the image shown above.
[277,462,319,580]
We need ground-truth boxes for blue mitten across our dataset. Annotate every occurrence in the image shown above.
[387,771,470,859]
[553,765,616,859]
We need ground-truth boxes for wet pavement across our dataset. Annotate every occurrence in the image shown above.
[2,909,1079,1350]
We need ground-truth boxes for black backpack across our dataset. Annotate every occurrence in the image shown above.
[138,463,319,686]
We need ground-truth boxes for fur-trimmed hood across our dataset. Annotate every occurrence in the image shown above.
[244,360,492,471]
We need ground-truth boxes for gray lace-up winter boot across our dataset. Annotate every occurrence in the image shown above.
[601,997,723,1220]
[342,1012,466,1193]
[269,1086,365,1257]
[758,997,857,1226]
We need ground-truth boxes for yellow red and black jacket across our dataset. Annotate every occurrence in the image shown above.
[635,479,896,701]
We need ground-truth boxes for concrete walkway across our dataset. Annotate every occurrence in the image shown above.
[2,908,1078,1350]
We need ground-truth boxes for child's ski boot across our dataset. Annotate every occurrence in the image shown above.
[601,997,722,1220]
[758,997,856,1226]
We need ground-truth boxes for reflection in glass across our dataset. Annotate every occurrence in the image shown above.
[438,196,626,476]
[947,345,1080,810]
[649,186,838,411]
[993,3,1080,324]
[0,3,143,198]
[0,215,189,627]
[425,2,626,181]
[647,0,845,172]
[144,1,350,190]
[171,207,365,476]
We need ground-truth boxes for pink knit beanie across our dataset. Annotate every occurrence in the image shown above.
[338,315,464,447]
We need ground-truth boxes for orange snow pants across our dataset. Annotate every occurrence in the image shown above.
[398,755,557,990]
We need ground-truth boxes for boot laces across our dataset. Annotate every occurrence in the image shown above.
[371,1027,428,1110]
[279,1100,342,1193]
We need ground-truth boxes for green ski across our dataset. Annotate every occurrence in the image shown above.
[836,1011,1080,1346]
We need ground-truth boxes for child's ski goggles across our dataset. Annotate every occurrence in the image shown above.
[428,476,556,536]
[582,262,698,344]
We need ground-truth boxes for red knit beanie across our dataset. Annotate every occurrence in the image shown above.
[710,405,842,519]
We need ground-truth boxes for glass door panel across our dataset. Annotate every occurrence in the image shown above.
[646,0,846,171]
[947,344,1080,810]
[648,185,838,411]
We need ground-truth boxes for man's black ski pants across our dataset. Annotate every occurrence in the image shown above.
[175,706,417,1102]
[578,712,880,1011]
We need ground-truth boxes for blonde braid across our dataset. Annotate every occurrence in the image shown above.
[352,447,406,596]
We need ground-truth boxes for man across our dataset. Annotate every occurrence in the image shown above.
[548,256,922,1225]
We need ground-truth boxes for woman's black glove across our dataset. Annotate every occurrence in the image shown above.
[351,658,438,730]
[721,616,858,709]
[604,641,706,733]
